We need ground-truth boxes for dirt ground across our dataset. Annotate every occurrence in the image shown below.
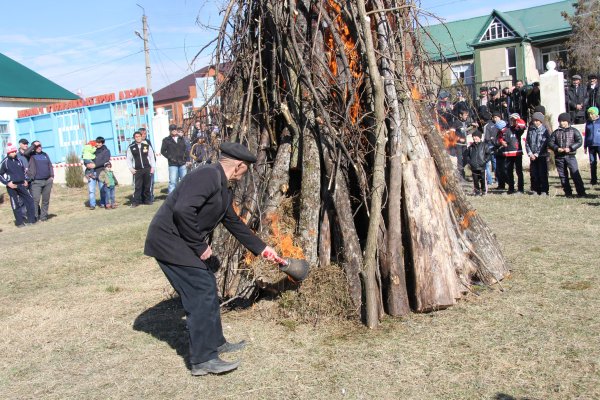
[0,170,599,400]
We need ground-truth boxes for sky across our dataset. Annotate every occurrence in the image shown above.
[1,0,561,98]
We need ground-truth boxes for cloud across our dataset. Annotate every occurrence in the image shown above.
[31,54,66,68]
[0,34,36,45]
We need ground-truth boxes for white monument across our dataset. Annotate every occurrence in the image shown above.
[539,61,565,131]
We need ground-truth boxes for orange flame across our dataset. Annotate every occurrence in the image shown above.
[326,0,363,124]
[460,210,477,230]
[445,193,456,203]
[411,85,422,100]
[443,129,459,149]
[232,202,250,224]
[440,175,448,187]
[244,212,305,266]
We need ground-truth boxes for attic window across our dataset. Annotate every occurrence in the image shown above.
[481,18,515,42]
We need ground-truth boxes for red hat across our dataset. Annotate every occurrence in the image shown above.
[5,143,17,154]
[89,140,97,146]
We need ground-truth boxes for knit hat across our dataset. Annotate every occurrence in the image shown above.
[89,140,97,146]
[492,111,503,119]
[5,143,17,154]
[509,113,520,120]
[587,107,599,116]
[533,105,546,114]
[472,131,482,138]
[531,112,545,122]
[558,113,571,123]
[438,90,450,99]
[495,120,507,130]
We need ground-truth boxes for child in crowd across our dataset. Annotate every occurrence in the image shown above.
[190,136,213,168]
[82,140,97,180]
[98,161,118,209]
[465,131,491,195]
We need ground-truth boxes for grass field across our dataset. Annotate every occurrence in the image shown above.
[0,171,599,400]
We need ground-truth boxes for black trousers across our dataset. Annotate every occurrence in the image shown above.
[496,155,506,189]
[133,167,152,205]
[472,169,486,193]
[157,260,225,365]
[555,155,586,196]
[7,184,36,225]
[530,156,549,195]
[504,155,524,192]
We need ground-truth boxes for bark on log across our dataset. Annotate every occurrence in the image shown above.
[403,157,473,312]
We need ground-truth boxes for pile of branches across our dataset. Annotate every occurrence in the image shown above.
[205,0,510,327]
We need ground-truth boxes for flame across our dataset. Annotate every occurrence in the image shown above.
[411,85,422,100]
[460,210,477,230]
[443,129,459,149]
[244,212,305,266]
[445,193,456,203]
[326,0,363,124]
[232,202,250,224]
[440,175,448,187]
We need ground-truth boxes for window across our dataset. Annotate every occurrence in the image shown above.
[539,45,568,72]
[450,63,474,85]
[0,121,9,158]
[506,47,517,83]
[163,105,173,123]
[182,102,194,119]
[481,18,515,42]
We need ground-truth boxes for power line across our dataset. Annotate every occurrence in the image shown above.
[49,50,143,79]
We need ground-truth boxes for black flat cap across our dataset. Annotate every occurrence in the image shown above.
[18,138,29,144]
[220,142,257,163]
[480,86,489,92]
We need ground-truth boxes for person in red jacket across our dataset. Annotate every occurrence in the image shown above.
[506,113,526,194]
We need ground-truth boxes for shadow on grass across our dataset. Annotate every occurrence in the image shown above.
[132,297,190,368]
[494,394,537,400]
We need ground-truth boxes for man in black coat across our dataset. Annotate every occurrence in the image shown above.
[144,142,279,376]
[567,75,588,124]
[161,124,189,193]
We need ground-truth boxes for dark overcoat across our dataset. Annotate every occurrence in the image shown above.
[144,163,265,268]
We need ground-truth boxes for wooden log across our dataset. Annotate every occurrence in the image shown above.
[416,102,510,284]
[403,157,469,312]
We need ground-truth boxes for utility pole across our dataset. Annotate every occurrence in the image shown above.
[136,5,152,95]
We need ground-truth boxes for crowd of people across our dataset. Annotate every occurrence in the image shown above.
[0,120,221,227]
[437,74,600,198]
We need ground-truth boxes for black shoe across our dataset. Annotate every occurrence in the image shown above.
[16,224,26,228]
[130,203,139,208]
[191,357,240,376]
[218,340,247,354]
[89,206,96,210]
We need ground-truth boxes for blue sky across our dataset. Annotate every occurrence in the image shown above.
[1,0,560,97]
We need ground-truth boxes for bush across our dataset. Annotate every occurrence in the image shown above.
[65,152,85,188]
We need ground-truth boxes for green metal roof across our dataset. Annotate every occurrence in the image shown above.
[423,0,576,61]
[0,52,79,100]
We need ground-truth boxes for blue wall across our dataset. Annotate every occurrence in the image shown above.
[15,96,153,163]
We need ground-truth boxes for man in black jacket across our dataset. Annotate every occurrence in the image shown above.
[465,131,491,195]
[161,124,189,193]
[86,137,111,209]
[550,113,587,197]
[126,131,156,207]
[587,74,600,109]
[0,144,36,227]
[567,75,588,124]
[25,141,54,221]
[145,142,280,376]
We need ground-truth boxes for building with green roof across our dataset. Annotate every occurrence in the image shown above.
[423,0,576,90]
[0,52,78,155]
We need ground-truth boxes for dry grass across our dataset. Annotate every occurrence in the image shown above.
[0,169,599,400]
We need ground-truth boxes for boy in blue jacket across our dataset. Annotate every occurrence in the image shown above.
[0,144,36,227]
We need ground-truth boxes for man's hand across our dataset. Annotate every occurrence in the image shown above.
[150,167,155,174]
[577,104,583,110]
[261,246,279,262]
[584,148,588,154]
[530,155,537,161]
[129,168,136,174]
[200,246,212,260]
[23,181,28,187]
[7,182,17,189]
